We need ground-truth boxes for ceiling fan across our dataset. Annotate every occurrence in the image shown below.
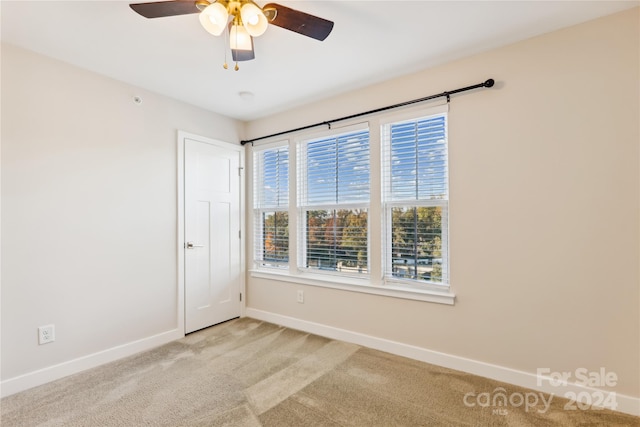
[130,0,334,70]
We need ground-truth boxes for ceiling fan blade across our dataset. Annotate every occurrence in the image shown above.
[129,0,200,19]
[262,3,333,41]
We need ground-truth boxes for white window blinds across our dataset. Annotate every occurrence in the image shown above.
[253,145,289,267]
[298,128,370,205]
[386,115,448,201]
[382,111,449,286]
[298,126,370,275]
[254,146,289,209]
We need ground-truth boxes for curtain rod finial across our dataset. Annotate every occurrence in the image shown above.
[484,79,495,88]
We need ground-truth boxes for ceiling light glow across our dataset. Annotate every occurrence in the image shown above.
[199,2,228,36]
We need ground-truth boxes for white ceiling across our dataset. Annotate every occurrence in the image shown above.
[2,0,638,121]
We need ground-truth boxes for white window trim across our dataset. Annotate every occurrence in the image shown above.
[296,123,371,278]
[380,103,450,288]
[248,102,456,305]
[250,269,455,305]
[252,140,290,270]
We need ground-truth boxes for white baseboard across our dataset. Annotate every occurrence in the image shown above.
[1,328,184,398]
[245,308,640,417]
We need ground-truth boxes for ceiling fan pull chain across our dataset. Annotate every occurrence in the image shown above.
[234,18,240,71]
[222,24,229,69]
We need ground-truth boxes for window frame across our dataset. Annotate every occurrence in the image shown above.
[296,123,371,278]
[252,141,290,270]
[380,106,450,291]
[249,104,455,305]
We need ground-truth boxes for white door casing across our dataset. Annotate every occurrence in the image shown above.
[178,132,244,334]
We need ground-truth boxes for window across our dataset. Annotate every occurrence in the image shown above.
[297,126,370,276]
[250,105,453,303]
[253,145,289,268]
[382,112,449,287]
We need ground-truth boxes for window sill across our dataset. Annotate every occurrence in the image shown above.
[249,269,456,305]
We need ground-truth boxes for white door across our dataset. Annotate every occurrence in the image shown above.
[184,137,242,333]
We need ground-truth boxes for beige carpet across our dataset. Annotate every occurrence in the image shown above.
[1,318,638,426]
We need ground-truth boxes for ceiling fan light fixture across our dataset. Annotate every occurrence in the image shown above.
[230,24,253,51]
[240,2,268,37]
[199,2,228,36]
[129,0,335,70]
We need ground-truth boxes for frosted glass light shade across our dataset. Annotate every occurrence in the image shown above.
[240,3,268,37]
[230,24,252,51]
[199,2,228,36]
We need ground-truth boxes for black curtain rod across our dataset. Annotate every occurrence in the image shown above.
[240,78,495,146]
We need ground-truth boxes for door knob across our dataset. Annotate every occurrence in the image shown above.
[186,242,204,249]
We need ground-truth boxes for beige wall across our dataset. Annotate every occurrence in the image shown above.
[1,44,242,382]
[1,5,638,407]
[245,8,639,398]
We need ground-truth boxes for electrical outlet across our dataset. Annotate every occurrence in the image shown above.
[38,324,55,345]
[297,290,304,304]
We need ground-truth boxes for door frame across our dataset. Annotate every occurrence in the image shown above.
[177,131,245,334]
